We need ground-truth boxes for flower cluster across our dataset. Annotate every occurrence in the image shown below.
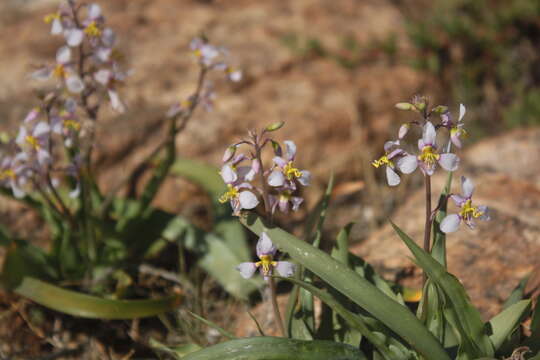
[219,123,311,216]
[373,96,489,233]
[236,232,295,281]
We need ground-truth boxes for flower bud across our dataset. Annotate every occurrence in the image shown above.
[431,105,448,114]
[222,145,237,163]
[271,140,282,157]
[395,102,414,111]
[265,121,285,132]
[398,123,410,139]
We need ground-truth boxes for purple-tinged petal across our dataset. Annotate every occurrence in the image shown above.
[268,170,285,187]
[273,156,287,168]
[37,149,51,165]
[101,28,116,48]
[11,182,26,198]
[220,164,237,184]
[56,46,71,64]
[464,218,476,230]
[450,194,467,207]
[33,122,50,137]
[278,196,289,213]
[438,153,459,172]
[386,166,400,186]
[422,121,436,146]
[256,232,276,257]
[31,68,52,80]
[284,141,297,161]
[236,262,257,279]
[65,28,84,47]
[108,89,126,113]
[15,127,27,146]
[397,155,418,174]
[230,153,246,166]
[398,123,410,139]
[238,190,259,210]
[237,182,253,190]
[88,4,102,19]
[24,108,40,123]
[51,18,63,35]
[291,196,303,211]
[418,138,425,151]
[458,103,466,122]
[450,132,462,149]
[228,70,242,82]
[275,261,296,277]
[222,146,236,163]
[384,140,400,153]
[298,170,311,186]
[440,214,461,233]
[477,205,490,221]
[387,148,404,160]
[460,176,474,198]
[94,69,111,85]
[244,159,260,181]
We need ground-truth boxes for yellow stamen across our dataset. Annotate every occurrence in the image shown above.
[25,135,40,150]
[0,169,15,181]
[84,21,101,37]
[53,64,66,79]
[255,255,277,276]
[218,184,238,203]
[418,145,440,165]
[372,155,393,168]
[44,13,60,24]
[63,120,81,131]
[459,199,483,219]
[193,49,202,58]
[284,161,302,180]
[181,99,193,108]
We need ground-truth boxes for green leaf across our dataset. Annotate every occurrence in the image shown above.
[12,277,181,319]
[182,337,367,360]
[242,214,451,360]
[487,299,530,351]
[502,275,529,309]
[279,276,396,360]
[0,224,11,247]
[391,221,494,358]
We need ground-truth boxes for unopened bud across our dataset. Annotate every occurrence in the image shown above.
[265,121,285,132]
[431,105,448,114]
[271,140,282,157]
[395,102,414,111]
[222,145,237,163]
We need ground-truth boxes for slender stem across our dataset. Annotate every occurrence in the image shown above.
[423,175,432,286]
[255,144,271,214]
[269,277,286,337]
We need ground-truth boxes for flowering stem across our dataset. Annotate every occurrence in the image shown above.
[269,276,286,337]
[423,175,432,285]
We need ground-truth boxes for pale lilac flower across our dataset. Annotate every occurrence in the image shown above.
[94,68,126,112]
[268,141,310,190]
[269,192,303,214]
[440,104,467,148]
[219,163,259,215]
[440,176,490,233]
[236,232,295,281]
[372,140,404,187]
[15,121,51,166]
[190,38,221,67]
[397,121,459,176]
[0,155,26,198]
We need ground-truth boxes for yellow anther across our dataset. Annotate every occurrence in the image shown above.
[84,21,101,37]
[0,169,15,181]
[459,199,483,219]
[255,255,277,276]
[218,184,238,203]
[44,13,60,24]
[284,161,302,180]
[372,155,393,168]
[193,49,202,58]
[181,99,193,108]
[418,145,440,165]
[53,64,66,79]
[25,135,40,150]
[63,120,81,131]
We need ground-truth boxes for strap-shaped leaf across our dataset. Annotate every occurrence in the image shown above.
[13,277,181,319]
[432,171,453,267]
[241,214,451,360]
[487,299,530,351]
[391,221,494,358]
[183,337,367,360]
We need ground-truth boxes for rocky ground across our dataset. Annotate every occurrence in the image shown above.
[0,0,538,358]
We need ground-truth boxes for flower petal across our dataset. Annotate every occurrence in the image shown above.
[398,124,409,139]
[108,89,126,113]
[275,261,296,277]
[386,166,400,186]
[477,205,490,221]
[220,164,237,183]
[65,28,84,47]
[238,190,259,210]
[56,46,71,64]
[284,140,297,161]
[236,262,257,279]
[256,232,276,257]
[88,4,102,19]
[422,121,436,146]
[440,214,461,233]
[51,18,63,35]
[33,122,50,137]
[268,170,285,187]
[298,170,311,186]
[460,176,474,198]
[397,155,418,174]
[450,194,466,207]
[66,75,85,93]
[291,196,303,211]
[458,103,466,122]
[438,153,459,172]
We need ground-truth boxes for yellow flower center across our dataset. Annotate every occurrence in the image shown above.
[44,13,60,24]
[0,169,15,181]
[284,161,302,180]
[181,99,193,108]
[372,155,393,168]
[418,146,440,165]
[63,120,81,131]
[193,49,202,58]
[218,184,238,203]
[25,135,40,150]
[459,199,483,219]
[84,21,101,37]
[255,255,277,276]
[53,64,66,79]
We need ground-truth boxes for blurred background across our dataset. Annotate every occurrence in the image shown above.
[0,0,539,358]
